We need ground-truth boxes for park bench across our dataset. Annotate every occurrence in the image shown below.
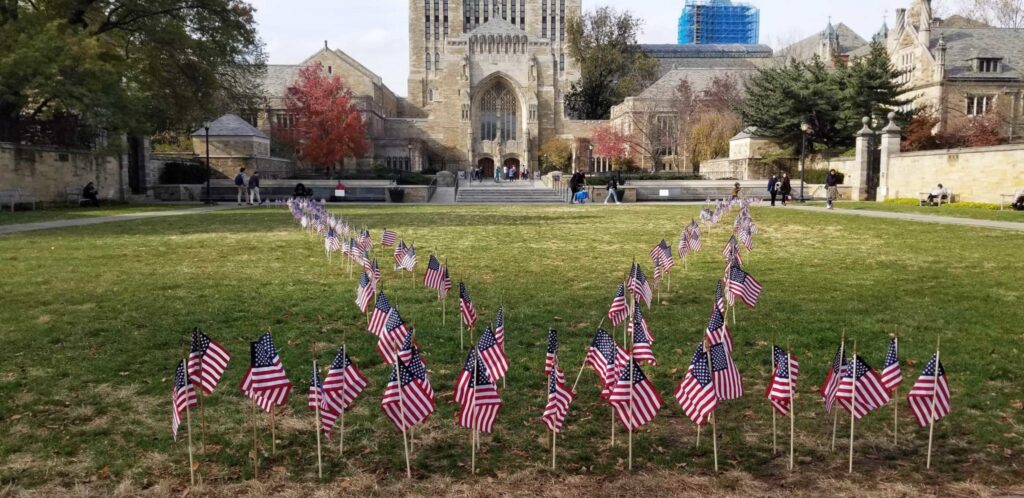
[999,188,1022,211]
[65,186,86,205]
[918,189,956,206]
[0,188,38,212]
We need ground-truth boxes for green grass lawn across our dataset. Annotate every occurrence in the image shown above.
[821,200,1024,222]
[0,203,195,226]
[0,205,1022,496]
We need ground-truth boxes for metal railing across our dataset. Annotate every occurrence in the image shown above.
[427,176,438,203]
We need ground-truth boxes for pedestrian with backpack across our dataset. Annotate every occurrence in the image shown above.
[234,167,248,205]
[248,171,262,205]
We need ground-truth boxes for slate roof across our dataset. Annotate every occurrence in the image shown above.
[192,114,268,138]
[780,23,867,61]
[634,67,759,100]
[933,27,1024,81]
[263,64,301,98]
[467,18,528,37]
[639,44,773,59]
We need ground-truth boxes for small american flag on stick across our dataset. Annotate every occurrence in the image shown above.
[381,361,435,430]
[188,328,231,394]
[542,365,574,432]
[821,343,847,413]
[172,360,198,440]
[355,272,375,313]
[765,345,799,415]
[880,337,902,393]
[322,345,368,410]
[628,263,653,308]
[478,325,509,382]
[688,220,702,251]
[609,359,663,430]
[459,282,478,330]
[907,353,950,427]
[423,255,444,289]
[629,301,657,366]
[674,343,717,425]
[706,333,743,401]
[368,293,393,336]
[381,228,397,247]
[607,283,628,327]
[835,356,891,419]
[494,306,506,350]
[586,328,628,396]
[456,348,502,434]
[725,262,762,308]
[239,332,292,412]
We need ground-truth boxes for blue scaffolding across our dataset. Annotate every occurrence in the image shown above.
[678,0,760,45]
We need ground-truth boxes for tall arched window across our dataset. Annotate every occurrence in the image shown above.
[479,83,517,142]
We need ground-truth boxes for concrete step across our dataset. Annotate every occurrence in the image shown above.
[456,187,564,204]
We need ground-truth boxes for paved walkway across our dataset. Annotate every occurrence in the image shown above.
[0,205,247,236]
[787,205,1024,232]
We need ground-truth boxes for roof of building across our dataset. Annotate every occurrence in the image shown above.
[780,22,867,60]
[633,66,759,100]
[933,27,1024,80]
[263,64,301,98]
[192,114,268,138]
[467,18,529,37]
[640,43,773,59]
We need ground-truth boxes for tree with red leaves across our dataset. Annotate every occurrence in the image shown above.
[592,124,632,169]
[278,64,368,172]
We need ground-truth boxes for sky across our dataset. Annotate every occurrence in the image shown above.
[248,0,917,96]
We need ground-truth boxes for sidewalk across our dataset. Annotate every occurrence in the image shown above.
[0,205,248,236]
[786,205,1024,232]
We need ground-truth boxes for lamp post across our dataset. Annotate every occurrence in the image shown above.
[407,143,414,172]
[588,144,594,173]
[204,121,212,205]
[799,121,809,203]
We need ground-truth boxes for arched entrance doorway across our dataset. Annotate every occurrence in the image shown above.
[478,157,495,179]
[502,157,521,180]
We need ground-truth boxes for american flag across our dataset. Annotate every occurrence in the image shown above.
[299,214,308,230]
[381,228,397,247]
[312,216,324,234]
[649,242,666,273]
[714,280,727,317]
[678,229,690,259]
[609,359,663,431]
[368,292,393,336]
[629,303,657,366]
[674,343,718,425]
[765,346,799,415]
[907,353,951,427]
[381,360,435,431]
[629,299,654,342]
[822,344,847,413]
[494,305,506,350]
[456,348,502,433]
[398,331,434,400]
[423,255,444,289]
[171,360,198,440]
[455,347,481,405]
[835,356,891,419]
[722,235,743,266]
[355,272,375,313]
[707,339,743,401]
[542,365,574,433]
[377,307,409,364]
[459,282,477,330]
[341,237,352,256]
[706,297,733,353]
[400,244,418,272]
[725,262,763,308]
[188,328,231,394]
[325,228,340,253]
[239,332,292,412]
[657,239,674,272]
[358,228,372,251]
[478,325,509,382]
[544,328,565,382]
[393,240,408,269]
[371,258,381,284]
[586,328,629,394]
[880,337,902,393]
[607,282,628,327]
[439,263,452,299]
[322,345,368,410]
[360,248,374,272]
[688,220,702,252]
[308,362,342,440]
[628,263,653,308]
[737,225,754,251]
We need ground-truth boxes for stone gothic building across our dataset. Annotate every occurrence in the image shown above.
[254,0,600,176]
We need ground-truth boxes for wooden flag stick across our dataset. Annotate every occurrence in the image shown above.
[926,336,941,469]
[848,340,858,474]
[788,339,795,471]
[460,319,464,351]
[396,364,413,479]
[831,330,846,453]
[270,406,277,455]
[470,345,478,475]
[198,385,207,455]
[696,423,701,448]
[571,355,588,393]
[611,407,616,447]
[251,396,259,479]
[313,361,323,479]
[771,337,777,455]
[186,402,196,486]
[704,336,719,473]
[627,299,635,471]
[551,431,557,469]
[893,333,899,446]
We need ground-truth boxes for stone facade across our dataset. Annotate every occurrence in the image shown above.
[0,142,126,203]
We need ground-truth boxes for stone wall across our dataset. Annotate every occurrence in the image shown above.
[0,142,125,202]
[882,144,1024,203]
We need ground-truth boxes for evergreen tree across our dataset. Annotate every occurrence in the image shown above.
[835,40,915,137]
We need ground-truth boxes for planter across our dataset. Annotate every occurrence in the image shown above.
[388,187,405,203]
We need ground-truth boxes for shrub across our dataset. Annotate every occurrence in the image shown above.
[159,162,208,184]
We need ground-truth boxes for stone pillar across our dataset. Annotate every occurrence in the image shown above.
[851,117,874,201]
[878,112,902,201]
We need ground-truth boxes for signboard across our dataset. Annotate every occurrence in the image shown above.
[659,189,670,197]
[334,189,346,197]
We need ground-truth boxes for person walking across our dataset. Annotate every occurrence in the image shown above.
[502,164,509,182]
[767,174,779,206]
[779,172,792,206]
[234,167,248,206]
[248,171,262,205]
[824,169,839,209]
[605,177,621,204]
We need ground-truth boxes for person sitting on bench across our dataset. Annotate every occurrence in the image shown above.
[923,184,948,205]
[82,182,100,207]
[1013,194,1024,211]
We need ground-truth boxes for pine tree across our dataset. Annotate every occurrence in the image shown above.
[835,40,915,138]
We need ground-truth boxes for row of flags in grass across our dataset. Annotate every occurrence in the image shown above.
[172,196,951,474]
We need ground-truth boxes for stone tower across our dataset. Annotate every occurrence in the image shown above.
[408,0,581,108]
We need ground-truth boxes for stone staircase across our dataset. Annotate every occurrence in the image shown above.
[455,185,565,204]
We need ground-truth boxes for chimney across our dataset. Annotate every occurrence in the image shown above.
[919,6,931,45]
[935,35,947,80]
